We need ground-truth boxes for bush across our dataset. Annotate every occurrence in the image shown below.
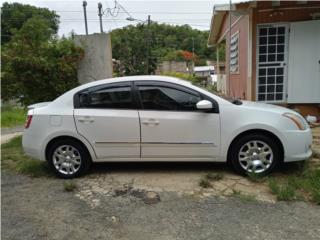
[1,104,27,128]
[161,72,199,84]
[1,16,83,106]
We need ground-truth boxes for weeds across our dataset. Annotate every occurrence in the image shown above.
[199,172,224,188]
[247,171,267,183]
[63,181,77,192]
[231,189,257,202]
[1,104,27,128]
[1,136,52,177]
[199,177,212,188]
[206,172,224,181]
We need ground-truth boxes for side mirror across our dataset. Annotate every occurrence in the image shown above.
[196,100,213,110]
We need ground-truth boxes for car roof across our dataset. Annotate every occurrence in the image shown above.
[79,75,192,89]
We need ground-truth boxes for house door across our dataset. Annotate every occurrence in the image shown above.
[256,25,288,102]
[287,20,320,103]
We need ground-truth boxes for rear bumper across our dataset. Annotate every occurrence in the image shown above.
[282,128,313,162]
[22,131,45,161]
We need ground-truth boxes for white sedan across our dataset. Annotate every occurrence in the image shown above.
[22,76,312,178]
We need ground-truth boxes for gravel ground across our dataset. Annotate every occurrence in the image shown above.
[2,170,320,240]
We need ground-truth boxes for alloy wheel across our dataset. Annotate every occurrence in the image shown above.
[238,140,274,173]
[52,145,82,175]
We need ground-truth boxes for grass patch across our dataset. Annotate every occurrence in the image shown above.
[247,171,267,183]
[231,189,257,202]
[1,136,52,177]
[1,105,27,128]
[268,162,320,204]
[199,177,212,188]
[199,172,224,188]
[269,179,296,201]
[206,172,224,181]
[63,181,77,192]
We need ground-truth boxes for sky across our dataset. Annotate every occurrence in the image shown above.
[2,0,234,36]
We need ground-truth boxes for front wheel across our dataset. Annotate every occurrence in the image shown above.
[229,134,281,176]
[47,139,91,178]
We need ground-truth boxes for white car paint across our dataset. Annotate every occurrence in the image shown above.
[23,76,312,169]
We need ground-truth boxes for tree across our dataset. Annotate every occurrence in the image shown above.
[1,2,59,44]
[111,22,221,75]
[163,50,196,62]
[2,16,83,105]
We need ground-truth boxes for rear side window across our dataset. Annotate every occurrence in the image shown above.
[138,85,201,111]
[76,84,135,109]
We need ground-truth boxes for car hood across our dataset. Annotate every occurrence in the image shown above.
[240,100,297,114]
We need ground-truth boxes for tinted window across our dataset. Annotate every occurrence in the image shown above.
[78,86,134,109]
[138,85,201,111]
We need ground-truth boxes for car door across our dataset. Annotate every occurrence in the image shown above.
[135,81,220,159]
[73,81,140,159]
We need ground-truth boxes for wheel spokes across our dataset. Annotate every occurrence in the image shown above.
[53,145,82,175]
[238,140,274,174]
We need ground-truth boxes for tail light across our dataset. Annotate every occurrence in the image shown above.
[25,115,33,129]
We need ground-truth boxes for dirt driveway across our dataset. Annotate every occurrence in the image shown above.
[2,161,320,240]
[2,127,320,239]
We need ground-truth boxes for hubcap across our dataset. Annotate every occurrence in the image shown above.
[53,145,81,175]
[238,140,273,173]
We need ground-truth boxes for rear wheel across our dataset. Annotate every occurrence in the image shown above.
[229,134,281,176]
[47,139,91,178]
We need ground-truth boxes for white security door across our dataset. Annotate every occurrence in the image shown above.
[256,25,288,102]
[74,82,140,159]
[136,81,220,159]
[287,20,320,103]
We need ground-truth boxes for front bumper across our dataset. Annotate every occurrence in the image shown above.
[282,128,313,162]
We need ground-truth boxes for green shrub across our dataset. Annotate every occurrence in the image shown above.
[1,104,27,128]
[1,136,52,177]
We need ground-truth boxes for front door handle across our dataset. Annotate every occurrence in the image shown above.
[78,116,95,123]
[142,119,159,126]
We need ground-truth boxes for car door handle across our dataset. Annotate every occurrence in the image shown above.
[142,119,159,126]
[78,116,95,123]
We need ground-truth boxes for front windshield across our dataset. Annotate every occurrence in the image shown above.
[196,83,243,105]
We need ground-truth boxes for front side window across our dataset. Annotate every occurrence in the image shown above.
[78,85,134,109]
[138,85,201,111]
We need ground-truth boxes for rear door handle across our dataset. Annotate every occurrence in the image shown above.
[142,119,159,126]
[78,116,95,123]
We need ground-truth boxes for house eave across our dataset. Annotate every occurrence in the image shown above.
[207,11,226,47]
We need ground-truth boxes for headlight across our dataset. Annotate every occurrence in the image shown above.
[282,112,308,130]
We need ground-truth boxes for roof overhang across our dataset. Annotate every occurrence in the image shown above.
[207,1,255,47]
[207,10,227,47]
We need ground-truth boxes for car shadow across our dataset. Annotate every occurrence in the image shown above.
[88,160,306,176]
[89,161,231,175]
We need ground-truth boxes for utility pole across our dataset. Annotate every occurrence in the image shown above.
[146,15,151,75]
[228,0,232,96]
[98,2,103,33]
[82,1,88,35]
[192,37,195,58]
[192,37,195,75]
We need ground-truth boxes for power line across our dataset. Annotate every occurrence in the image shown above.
[4,18,210,21]
[1,9,212,14]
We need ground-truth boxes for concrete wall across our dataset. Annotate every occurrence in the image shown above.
[74,33,113,84]
[156,61,193,74]
[217,74,227,95]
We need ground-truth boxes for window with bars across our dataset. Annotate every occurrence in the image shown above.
[257,25,287,102]
[230,33,239,73]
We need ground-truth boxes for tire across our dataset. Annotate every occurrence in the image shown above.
[228,133,281,176]
[47,139,91,179]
